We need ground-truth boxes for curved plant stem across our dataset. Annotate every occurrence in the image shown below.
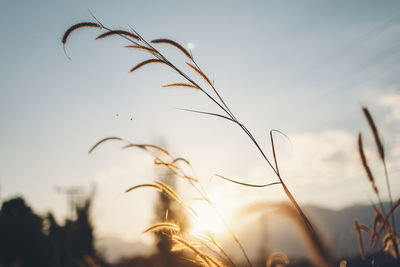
[67,16,334,266]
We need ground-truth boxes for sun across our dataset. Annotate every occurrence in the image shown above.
[188,193,235,237]
[189,202,226,236]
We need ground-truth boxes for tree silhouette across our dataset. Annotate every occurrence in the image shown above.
[0,197,54,267]
[0,193,106,267]
[47,195,106,267]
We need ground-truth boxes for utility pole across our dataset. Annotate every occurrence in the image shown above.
[55,186,84,221]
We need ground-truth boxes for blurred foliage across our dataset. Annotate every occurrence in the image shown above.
[0,196,106,267]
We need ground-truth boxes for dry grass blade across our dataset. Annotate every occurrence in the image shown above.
[177,108,242,126]
[154,181,183,203]
[143,222,180,233]
[266,252,289,267]
[383,233,400,259]
[88,137,123,154]
[151,38,192,59]
[270,131,279,176]
[387,198,400,219]
[268,129,322,265]
[383,233,394,253]
[144,144,170,155]
[172,236,213,267]
[362,106,385,161]
[358,133,379,195]
[130,59,170,73]
[269,129,291,176]
[154,181,197,216]
[121,144,147,152]
[270,129,290,142]
[377,203,400,259]
[196,233,236,267]
[182,175,199,182]
[186,62,212,86]
[95,30,139,40]
[375,206,392,232]
[203,255,223,267]
[370,208,383,248]
[353,220,367,260]
[125,45,157,53]
[281,182,333,267]
[125,183,162,193]
[62,22,101,44]
[180,256,206,267]
[162,83,200,90]
[171,242,202,252]
[216,174,280,188]
[171,157,191,166]
[153,157,168,165]
[154,158,179,171]
[122,143,170,156]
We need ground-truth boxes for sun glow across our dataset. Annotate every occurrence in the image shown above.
[188,193,235,237]
[189,202,226,236]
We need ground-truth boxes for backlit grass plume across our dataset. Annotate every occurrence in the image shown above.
[63,17,334,267]
[354,107,399,264]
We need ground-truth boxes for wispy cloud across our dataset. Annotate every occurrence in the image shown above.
[279,130,359,185]
[378,91,400,123]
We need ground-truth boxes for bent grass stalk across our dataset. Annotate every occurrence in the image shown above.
[64,19,333,267]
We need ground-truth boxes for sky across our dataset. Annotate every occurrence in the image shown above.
[1,0,400,250]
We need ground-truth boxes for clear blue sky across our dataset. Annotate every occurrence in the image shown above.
[1,0,400,245]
